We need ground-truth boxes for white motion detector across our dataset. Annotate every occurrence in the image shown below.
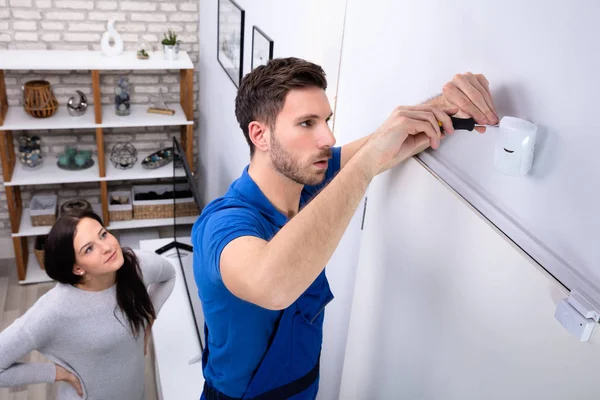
[493,117,537,176]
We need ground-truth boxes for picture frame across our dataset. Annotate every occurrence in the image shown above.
[251,26,274,70]
[217,0,245,87]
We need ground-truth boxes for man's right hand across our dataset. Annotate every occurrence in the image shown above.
[55,364,83,397]
[361,104,457,176]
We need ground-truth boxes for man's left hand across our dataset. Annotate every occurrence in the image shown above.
[432,72,499,133]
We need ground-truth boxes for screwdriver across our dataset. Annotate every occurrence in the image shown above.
[438,116,495,132]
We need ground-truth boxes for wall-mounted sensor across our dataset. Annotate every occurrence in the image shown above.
[493,117,537,176]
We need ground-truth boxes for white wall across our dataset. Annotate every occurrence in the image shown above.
[334,0,600,398]
[197,2,358,399]
[339,161,600,399]
[331,0,600,302]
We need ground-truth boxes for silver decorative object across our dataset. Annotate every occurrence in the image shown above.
[110,142,137,169]
[67,90,88,117]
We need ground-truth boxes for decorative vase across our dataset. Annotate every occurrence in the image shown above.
[67,90,88,117]
[115,77,131,116]
[100,19,123,57]
[60,198,93,217]
[18,135,43,169]
[163,43,180,61]
[22,80,59,118]
[74,153,87,167]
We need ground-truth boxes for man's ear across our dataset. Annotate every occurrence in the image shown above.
[248,121,270,153]
[72,264,85,277]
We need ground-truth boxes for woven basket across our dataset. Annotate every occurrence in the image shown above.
[34,248,45,269]
[132,184,199,220]
[23,80,59,119]
[31,214,56,227]
[30,194,58,227]
[34,235,46,270]
[109,191,133,221]
[133,201,198,220]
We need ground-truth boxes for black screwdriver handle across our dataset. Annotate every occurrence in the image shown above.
[449,116,476,131]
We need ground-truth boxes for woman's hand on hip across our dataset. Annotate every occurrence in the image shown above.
[55,364,83,397]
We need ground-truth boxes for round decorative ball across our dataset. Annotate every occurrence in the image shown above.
[110,142,137,170]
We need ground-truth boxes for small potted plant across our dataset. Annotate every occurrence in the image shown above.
[137,49,149,60]
[136,40,150,60]
[161,29,181,61]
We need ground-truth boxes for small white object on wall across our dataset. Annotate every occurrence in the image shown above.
[554,289,599,342]
[100,19,124,57]
[493,116,537,176]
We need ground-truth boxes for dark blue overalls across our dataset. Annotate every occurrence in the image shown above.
[202,270,333,399]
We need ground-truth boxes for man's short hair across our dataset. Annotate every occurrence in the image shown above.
[235,57,328,157]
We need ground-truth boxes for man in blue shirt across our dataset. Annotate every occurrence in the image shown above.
[192,57,498,399]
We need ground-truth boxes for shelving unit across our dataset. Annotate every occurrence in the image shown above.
[0,50,197,284]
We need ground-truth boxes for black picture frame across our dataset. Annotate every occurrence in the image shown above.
[217,0,245,87]
[251,26,274,70]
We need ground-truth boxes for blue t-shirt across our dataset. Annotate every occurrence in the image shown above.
[191,147,342,397]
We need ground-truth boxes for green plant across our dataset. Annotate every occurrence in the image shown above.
[137,49,148,57]
[161,30,180,46]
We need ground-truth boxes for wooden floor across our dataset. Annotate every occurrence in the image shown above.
[0,258,159,400]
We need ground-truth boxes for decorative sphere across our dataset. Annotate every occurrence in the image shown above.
[110,142,137,170]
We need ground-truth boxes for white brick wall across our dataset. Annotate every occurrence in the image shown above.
[0,0,200,236]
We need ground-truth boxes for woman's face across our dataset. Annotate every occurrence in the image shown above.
[72,217,124,278]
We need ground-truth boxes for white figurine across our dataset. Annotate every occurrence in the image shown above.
[101,19,124,57]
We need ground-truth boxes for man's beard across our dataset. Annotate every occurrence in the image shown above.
[270,132,332,186]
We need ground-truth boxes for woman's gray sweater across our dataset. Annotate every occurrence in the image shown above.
[0,249,176,399]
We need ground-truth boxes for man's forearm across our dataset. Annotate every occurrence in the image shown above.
[259,149,375,308]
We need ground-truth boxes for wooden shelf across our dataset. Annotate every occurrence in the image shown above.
[6,156,100,186]
[0,50,193,71]
[19,254,52,285]
[0,103,192,132]
[13,205,197,238]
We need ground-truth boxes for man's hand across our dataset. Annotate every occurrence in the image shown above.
[55,364,83,397]
[341,73,498,170]
[362,104,456,175]
[433,72,499,131]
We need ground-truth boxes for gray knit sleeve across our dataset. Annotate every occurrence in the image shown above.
[0,313,56,386]
[135,249,176,315]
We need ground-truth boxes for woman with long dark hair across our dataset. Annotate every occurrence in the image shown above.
[0,209,176,399]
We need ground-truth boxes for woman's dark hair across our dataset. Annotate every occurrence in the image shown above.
[44,209,155,337]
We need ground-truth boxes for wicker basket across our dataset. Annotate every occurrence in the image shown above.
[23,80,59,119]
[34,235,46,270]
[30,194,58,227]
[132,184,199,220]
[109,191,133,222]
